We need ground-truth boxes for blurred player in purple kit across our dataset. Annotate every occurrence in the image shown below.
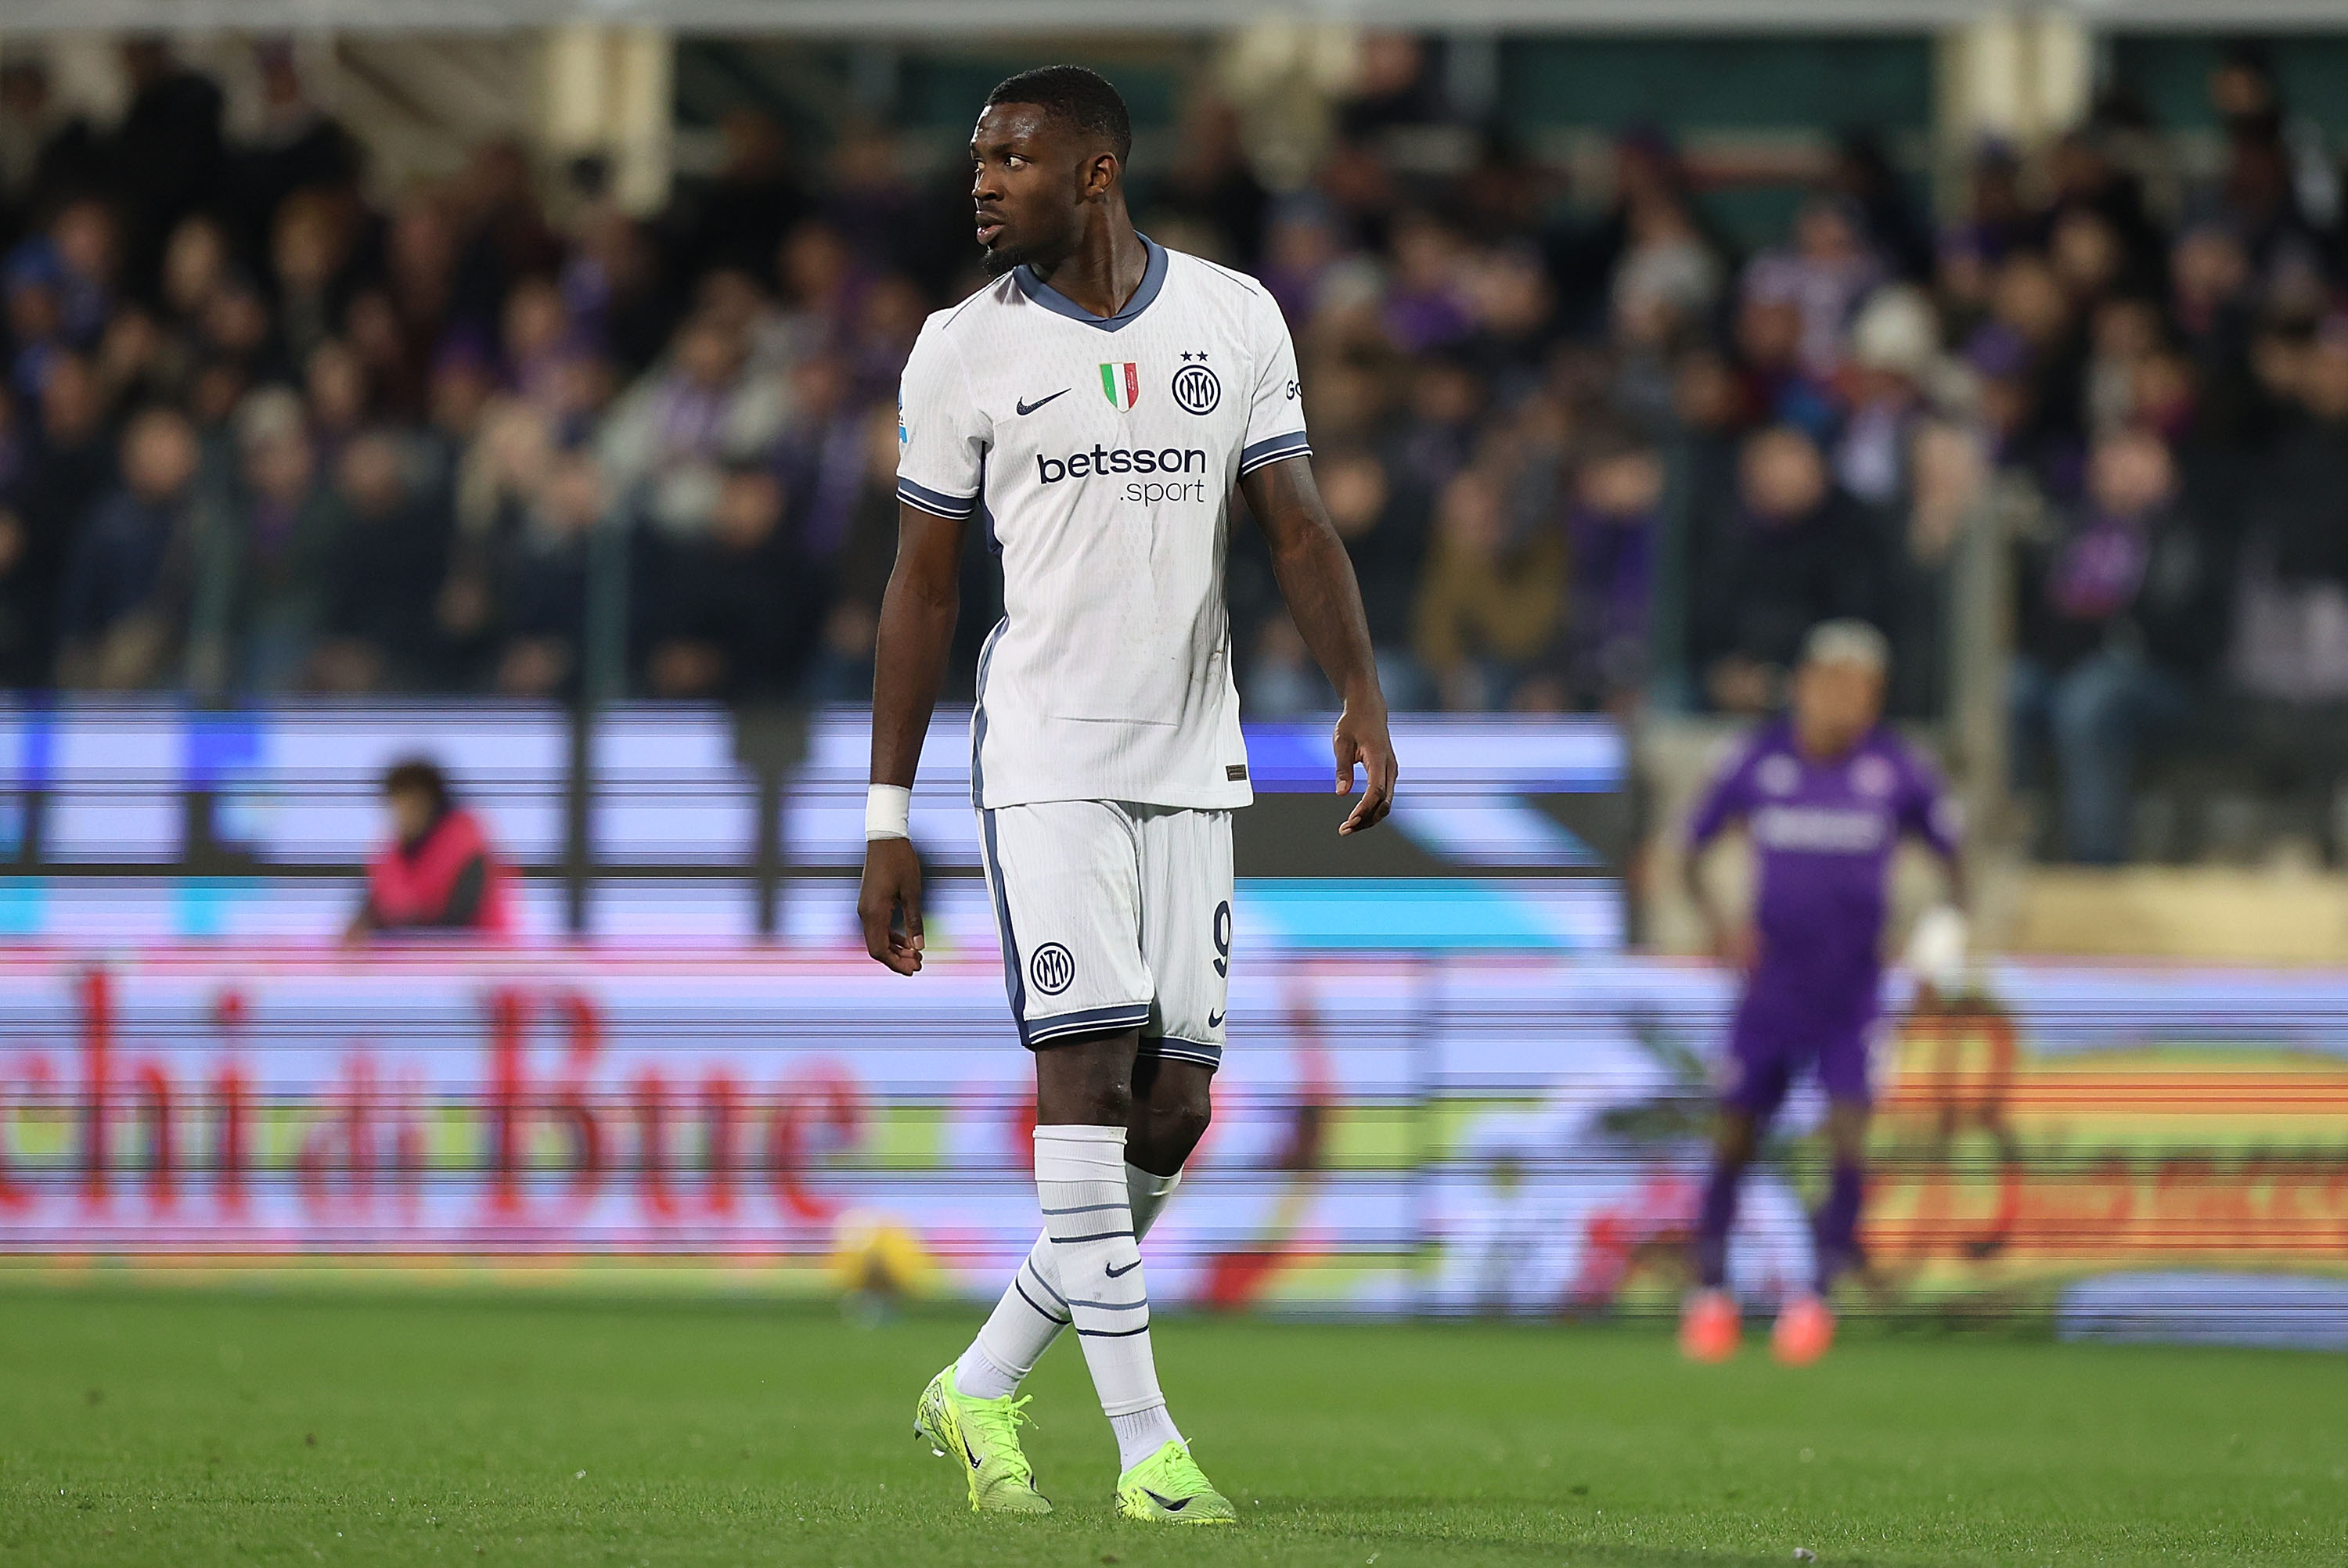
[1679,620,1965,1364]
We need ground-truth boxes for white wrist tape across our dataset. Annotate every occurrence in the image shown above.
[1905,903,1968,990]
[865,784,912,841]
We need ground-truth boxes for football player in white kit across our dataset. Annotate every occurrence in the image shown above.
[859,66,1397,1524]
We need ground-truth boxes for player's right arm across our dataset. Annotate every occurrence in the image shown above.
[860,319,988,975]
[1680,834,1757,973]
[859,500,966,973]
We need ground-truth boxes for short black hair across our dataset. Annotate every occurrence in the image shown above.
[383,757,452,811]
[986,64,1132,164]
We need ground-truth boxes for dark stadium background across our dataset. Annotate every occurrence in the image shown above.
[0,4,2343,1340]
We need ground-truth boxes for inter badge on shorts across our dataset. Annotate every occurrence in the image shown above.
[1030,943,1076,995]
[1099,361,1140,412]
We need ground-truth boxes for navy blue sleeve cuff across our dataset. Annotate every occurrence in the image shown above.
[898,477,978,518]
[1237,431,1313,477]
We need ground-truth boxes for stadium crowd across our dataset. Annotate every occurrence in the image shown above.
[5,39,2348,858]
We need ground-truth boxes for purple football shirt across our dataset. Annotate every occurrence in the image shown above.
[1688,718,1959,984]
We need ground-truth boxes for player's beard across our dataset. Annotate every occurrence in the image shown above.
[979,215,1074,281]
[981,236,1037,279]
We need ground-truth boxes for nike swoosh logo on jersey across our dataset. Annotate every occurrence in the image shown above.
[1207,1010,1225,1028]
[1015,388,1069,415]
[1106,1258,1141,1278]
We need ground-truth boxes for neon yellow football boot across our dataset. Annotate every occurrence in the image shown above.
[1114,1440,1237,1525]
[913,1365,1052,1515]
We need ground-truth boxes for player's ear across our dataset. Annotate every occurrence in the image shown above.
[1080,149,1118,202]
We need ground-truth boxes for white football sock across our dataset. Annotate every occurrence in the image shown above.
[959,1163,1183,1400]
[1111,1404,1183,1468]
[1030,1124,1179,1464]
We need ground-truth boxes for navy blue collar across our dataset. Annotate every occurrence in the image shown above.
[1014,235,1168,332]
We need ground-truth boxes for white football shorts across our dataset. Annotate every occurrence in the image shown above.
[975,800,1233,1069]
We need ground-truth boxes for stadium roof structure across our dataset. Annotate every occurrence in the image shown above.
[11,0,2348,34]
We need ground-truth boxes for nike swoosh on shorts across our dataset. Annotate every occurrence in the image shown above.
[1015,389,1069,415]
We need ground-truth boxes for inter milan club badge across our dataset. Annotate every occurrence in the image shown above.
[1029,942,1076,995]
[1172,351,1221,415]
[1099,361,1140,411]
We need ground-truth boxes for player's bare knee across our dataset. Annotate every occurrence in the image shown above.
[1034,1033,1141,1126]
[1084,1079,1136,1126]
[1039,1074,1133,1127]
[1152,1095,1211,1160]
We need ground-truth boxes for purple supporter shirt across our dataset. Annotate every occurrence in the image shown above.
[1687,719,1959,985]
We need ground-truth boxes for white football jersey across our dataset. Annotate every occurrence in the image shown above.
[895,237,1309,811]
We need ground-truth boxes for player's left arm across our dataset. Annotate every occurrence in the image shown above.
[1241,455,1397,834]
[1900,752,1971,994]
[1904,759,1968,907]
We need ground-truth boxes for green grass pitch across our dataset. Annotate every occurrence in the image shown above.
[2,1289,2344,1566]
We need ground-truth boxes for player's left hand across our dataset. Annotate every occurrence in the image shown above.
[1334,700,1397,835]
[858,836,927,974]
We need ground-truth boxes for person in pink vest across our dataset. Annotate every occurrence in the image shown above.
[346,757,517,941]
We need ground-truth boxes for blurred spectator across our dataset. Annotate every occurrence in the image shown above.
[1730,290,1837,444]
[1390,351,1484,497]
[1830,130,1934,285]
[2011,426,2227,863]
[2223,318,2348,851]
[772,351,871,561]
[1947,139,2034,272]
[271,191,355,372]
[1563,431,1663,712]
[674,110,805,281]
[491,447,601,698]
[217,386,340,691]
[0,59,84,230]
[1413,466,1565,710]
[0,387,35,682]
[1887,419,1987,719]
[113,40,225,279]
[1327,444,1429,696]
[1382,212,1475,354]
[1148,95,1268,265]
[1611,186,1723,341]
[0,354,111,683]
[312,432,451,690]
[1249,444,1428,715]
[1693,425,1889,714]
[1834,286,1943,508]
[644,462,819,699]
[500,275,577,414]
[305,339,369,457]
[1743,195,1883,379]
[807,405,908,705]
[600,311,786,537]
[1338,32,1448,142]
[765,221,856,371]
[56,404,201,688]
[348,757,516,941]
[229,41,362,236]
[2235,320,2348,702]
